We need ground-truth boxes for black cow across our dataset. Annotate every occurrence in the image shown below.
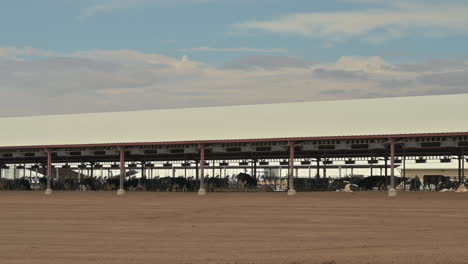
[0,178,31,190]
[172,177,188,192]
[423,175,452,191]
[236,173,257,191]
[358,176,387,191]
[205,177,229,192]
[81,177,105,191]
[15,178,31,190]
[105,177,120,190]
[358,176,403,191]
[295,178,330,191]
[407,177,422,191]
[186,179,199,192]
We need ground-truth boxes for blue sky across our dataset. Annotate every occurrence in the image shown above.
[2,0,467,64]
[1,0,468,116]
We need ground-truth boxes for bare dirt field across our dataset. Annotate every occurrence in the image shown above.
[1,191,467,264]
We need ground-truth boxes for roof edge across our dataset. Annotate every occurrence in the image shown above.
[1,132,467,150]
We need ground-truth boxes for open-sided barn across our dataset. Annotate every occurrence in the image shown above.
[1,93,467,195]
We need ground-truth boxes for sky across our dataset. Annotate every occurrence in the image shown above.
[1,0,468,117]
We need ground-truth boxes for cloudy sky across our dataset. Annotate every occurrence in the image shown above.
[1,0,467,117]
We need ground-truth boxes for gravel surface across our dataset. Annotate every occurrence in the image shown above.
[1,191,467,264]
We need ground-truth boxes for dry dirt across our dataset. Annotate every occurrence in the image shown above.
[1,191,467,264]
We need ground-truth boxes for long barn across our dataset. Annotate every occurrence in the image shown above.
[1,93,467,195]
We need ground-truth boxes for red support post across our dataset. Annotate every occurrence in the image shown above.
[458,156,462,183]
[45,150,52,195]
[389,138,397,197]
[316,158,320,179]
[118,148,125,195]
[198,144,206,195]
[390,140,395,188]
[288,141,296,195]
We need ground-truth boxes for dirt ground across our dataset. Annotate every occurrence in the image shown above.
[1,191,467,264]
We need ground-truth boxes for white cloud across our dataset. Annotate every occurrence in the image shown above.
[1,47,467,117]
[238,1,468,42]
[221,55,310,69]
[78,0,220,19]
[182,47,288,53]
[0,47,60,59]
[78,0,152,19]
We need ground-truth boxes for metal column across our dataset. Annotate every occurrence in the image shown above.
[198,145,206,195]
[463,153,465,182]
[29,166,33,184]
[288,142,296,195]
[117,149,125,195]
[403,148,406,178]
[462,148,466,182]
[45,150,52,195]
[212,160,215,178]
[458,155,462,183]
[141,162,146,178]
[323,160,327,179]
[389,139,397,197]
[316,158,320,179]
[253,160,257,179]
[384,157,388,188]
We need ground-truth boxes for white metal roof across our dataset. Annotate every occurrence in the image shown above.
[1,93,467,148]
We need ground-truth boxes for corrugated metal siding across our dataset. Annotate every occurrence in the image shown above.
[0,93,467,147]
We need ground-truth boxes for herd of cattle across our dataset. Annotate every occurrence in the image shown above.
[0,173,465,192]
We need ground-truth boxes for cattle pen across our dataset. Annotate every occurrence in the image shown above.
[1,93,468,195]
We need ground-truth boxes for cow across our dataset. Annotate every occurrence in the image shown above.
[359,176,388,191]
[329,177,361,191]
[105,177,120,191]
[0,178,31,190]
[408,176,422,191]
[172,177,188,192]
[81,177,105,191]
[358,176,404,191]
[294,178,330,191]
[186,179,199,192]
[455,184,468,193]
[205,177,229,192]
[344,183,359,192]
[236,173,257,191]
[423,175,452,191]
